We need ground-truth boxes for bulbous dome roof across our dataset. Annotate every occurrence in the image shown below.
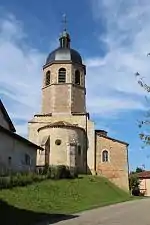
[45,30,82,65]
[46,47,82,65]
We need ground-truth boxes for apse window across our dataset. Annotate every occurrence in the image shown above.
[75,70,80,85]
[45,71,51,86]
[78,145,81,155]
[55,139,61,145]
[58,68,66,83]
[102,150,109,162]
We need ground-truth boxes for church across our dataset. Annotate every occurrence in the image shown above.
[28,25,129,191]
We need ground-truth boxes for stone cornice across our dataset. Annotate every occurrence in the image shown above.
[43,60,86,73]
[42,82,86,91]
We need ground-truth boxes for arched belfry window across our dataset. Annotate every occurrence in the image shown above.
[58,68,66,83]
[102,150,109,162]
[45,71,50,86]
[75,70,80,85]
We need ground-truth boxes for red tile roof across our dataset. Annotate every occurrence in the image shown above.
[137,171,150,179]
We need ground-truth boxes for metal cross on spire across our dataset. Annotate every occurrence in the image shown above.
[62,13,67,31]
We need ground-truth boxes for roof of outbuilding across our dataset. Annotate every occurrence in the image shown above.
[136,171,150,179]
[0,99,16,132]
[0,125,43,150]
[95,130,129,146]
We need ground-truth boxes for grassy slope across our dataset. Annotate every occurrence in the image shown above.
[0,175,132,214]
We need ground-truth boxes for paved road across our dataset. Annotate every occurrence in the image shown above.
[54,198,150,225]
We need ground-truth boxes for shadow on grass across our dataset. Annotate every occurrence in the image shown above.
[0,199,78,225]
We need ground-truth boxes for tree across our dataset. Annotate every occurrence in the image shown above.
[135,167,145,173]
[129,173,140,196]
[130,167,144,174]
[135,54,150,146]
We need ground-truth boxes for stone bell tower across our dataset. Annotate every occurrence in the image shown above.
[42,27,86,115]
[28,17,95,175]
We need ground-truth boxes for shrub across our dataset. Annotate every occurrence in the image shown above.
[49,165,72,179]
[0,177,11,189]
[43,164,49,175]
[49,166,58,179]
[132,186,140,196]
[0,172,47,189]
[10,175,19,187]
[0,165,76,189]
[57,165,68,179]
[129,173,141,196]
[36,167,44,175]
[10,173,32,187]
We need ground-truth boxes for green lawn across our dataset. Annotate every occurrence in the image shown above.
[0,175,134,225]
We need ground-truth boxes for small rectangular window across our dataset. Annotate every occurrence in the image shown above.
[8,156,12,165]
[25,154,31,165]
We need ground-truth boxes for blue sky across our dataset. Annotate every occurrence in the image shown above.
[0,0,150,171]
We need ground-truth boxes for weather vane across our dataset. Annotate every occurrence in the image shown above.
[62,13,67,31]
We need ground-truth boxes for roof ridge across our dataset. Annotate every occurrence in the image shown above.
[0,99,16,132]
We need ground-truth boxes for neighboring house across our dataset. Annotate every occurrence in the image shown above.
[0,99,43,174]
[137,171,150,196]
[28,23,129,191]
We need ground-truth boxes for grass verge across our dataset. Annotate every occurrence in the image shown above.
[0,175,138,224]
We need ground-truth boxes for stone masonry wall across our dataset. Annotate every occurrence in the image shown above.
[28,114,95,174]
[42,63,72,114]
[96,135,129,191]
[42,63,86,114]
[71,85,86,113]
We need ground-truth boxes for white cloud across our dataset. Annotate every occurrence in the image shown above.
[87,0,150,117]
[0,14,46,136]
[1,3,150,137]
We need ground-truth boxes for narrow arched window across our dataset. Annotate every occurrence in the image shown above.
[102,150,109,162]
[58,68,66,83]
[45,71,50,86]
[75,70,80,85]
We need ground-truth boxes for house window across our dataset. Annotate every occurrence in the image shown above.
[8,156,12,165]
[78,145,81,155]
[45,71,51,86]
[102,150,109,162]
[75,70,80,85]
[58,68,66,83]
[25,154,31,165]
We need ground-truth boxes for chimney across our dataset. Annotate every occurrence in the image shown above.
[96,130,108,137]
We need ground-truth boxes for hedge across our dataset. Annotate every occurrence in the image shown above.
[0,173,45,189]
[0,165,77,189]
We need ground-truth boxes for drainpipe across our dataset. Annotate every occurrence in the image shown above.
[85,112,88,174]
[94,131,97,174]
[145,178,147,196]
[127,145,130,194]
